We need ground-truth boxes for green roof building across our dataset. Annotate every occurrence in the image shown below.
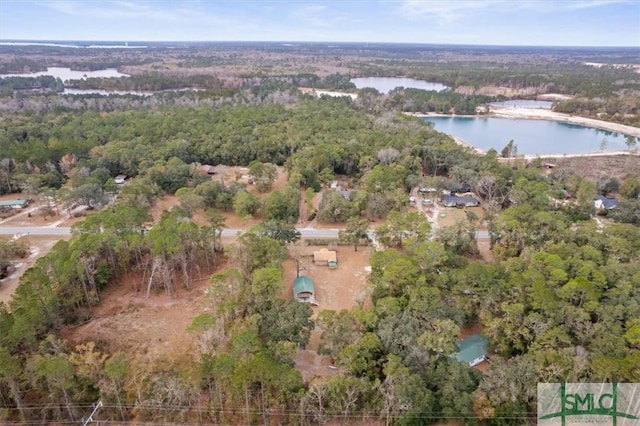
[293,276,318,305]
[456,334,489,367]
[0,199,30,209]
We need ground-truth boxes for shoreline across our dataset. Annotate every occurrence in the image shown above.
[407,109,640,159]
[407,109,640,138]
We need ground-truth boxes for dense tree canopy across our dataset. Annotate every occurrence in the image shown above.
[0,66,638,424]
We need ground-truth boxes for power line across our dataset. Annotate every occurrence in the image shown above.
[81,400,103,426]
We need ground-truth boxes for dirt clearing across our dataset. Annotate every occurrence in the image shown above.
[285,243,372,382]
[0,235,68,304]
[63,270,211,360]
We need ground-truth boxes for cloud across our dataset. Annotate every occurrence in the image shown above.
[562,0,635,10]
[395,0,509,21]
[290,4,356,29]
[394,0,635,21]
[40,0,224,23]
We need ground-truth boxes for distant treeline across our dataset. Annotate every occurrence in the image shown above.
[66,73,225,91]
[0,76,64,94]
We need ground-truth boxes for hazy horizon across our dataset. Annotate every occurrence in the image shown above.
[0,0,638,47]
[1,40,639,50]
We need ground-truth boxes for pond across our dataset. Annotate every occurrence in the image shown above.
[350,77,449,94]
[0,67,129,82]
[423,116,631,155]
[489,100,553,109]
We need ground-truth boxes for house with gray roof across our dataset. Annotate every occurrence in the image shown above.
[441,195,479,208]
[594,195,618,210]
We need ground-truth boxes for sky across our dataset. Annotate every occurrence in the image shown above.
[0,0,639,47]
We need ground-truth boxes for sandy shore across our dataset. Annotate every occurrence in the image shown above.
[409,109,640,138]
[408,108,640,159]
[299,87,358,100]
[489,107,640,138]
[536,93,573,101]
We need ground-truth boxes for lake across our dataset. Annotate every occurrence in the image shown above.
[351,77,449,93]
[0,67,129,82]
[489,100,553,109]
[423,116,631,155]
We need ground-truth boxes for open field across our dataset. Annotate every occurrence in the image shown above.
[62,269,210,360]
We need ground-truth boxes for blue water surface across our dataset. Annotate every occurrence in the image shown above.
[423,116,632,155]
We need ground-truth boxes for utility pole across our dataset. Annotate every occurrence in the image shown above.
[82,400,103,426]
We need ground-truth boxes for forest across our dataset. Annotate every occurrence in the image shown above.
[1,43,639,125]
[0,44,639,425]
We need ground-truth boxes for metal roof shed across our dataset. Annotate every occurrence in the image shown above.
[456,334,489,367]
[293,276,318,305]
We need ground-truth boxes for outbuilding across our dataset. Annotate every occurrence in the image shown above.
[0,199,30,209]
[293,276,318,305]
[455,334,489,367]
[313,248,337,269]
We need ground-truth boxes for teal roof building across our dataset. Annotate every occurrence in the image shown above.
[293,276,318,305]
[456,334,489,367]
[0,199,30,208]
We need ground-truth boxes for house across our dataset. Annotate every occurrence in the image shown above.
[0,199,30,209]
[114,174,128,185]
[455,334,489,367]
[293,276,318,305]
[314,248,337,269]
[201,165,217,175]
[451,183,472,195]
[594,195,618,210]
[441,195,479,207]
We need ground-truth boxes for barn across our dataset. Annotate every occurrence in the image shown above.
[293,276,318,305]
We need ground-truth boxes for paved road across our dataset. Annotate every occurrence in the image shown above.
[0,226,343,238]
[0,226,72,236]
[0,225,490,240]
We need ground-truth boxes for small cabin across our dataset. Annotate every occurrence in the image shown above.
[293,276,318,305]
[0,199,30,209]
[455,334,489,367]
[314,249,337,269]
